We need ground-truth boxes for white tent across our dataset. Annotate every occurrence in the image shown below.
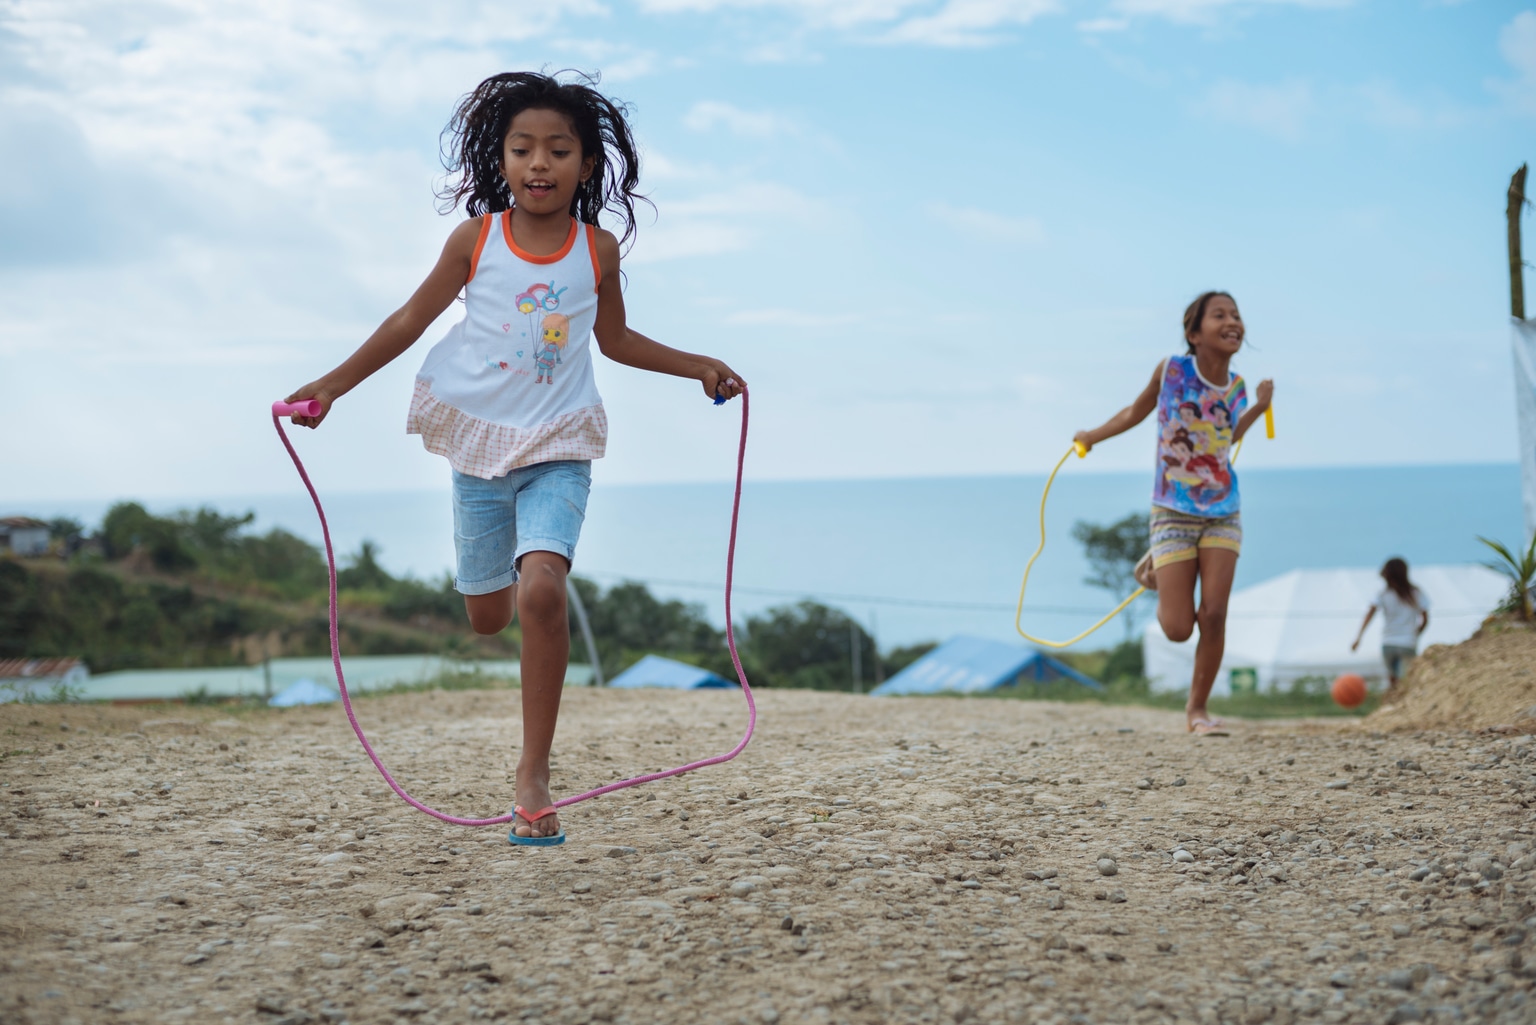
[1144,564,1507,696]
[1514,319,1536,540]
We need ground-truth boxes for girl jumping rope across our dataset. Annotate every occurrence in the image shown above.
[283,71,744,845]
[1073,292,1273,735]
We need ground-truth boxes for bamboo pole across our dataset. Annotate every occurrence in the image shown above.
[1511,164,1528,321]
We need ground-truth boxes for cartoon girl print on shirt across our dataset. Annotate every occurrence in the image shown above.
[533,313,570,384]
[487,281,570,373]
[1154,355,1246,515]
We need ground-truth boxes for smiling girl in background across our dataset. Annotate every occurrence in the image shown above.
[1074,292,1274,735]
[284,72,745,845]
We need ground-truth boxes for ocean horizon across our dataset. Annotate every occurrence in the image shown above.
[8,462,1524,652]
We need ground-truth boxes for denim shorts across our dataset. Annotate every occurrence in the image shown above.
[450,460,592,595]
[1382,645,1416,680]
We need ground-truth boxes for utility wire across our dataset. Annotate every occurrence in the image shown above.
[575,569,1491,620]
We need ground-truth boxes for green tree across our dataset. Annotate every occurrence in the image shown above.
[1071,511,1149,639]
[338,540,395,591]
[742,600,875,691]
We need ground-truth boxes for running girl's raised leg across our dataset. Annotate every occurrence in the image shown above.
[511,550,570,839]
[1155,558,1200,643]
[464,587,514,635]
[1187,547,1238,731]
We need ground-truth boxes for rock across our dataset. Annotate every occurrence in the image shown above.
[1136,778,1153,790]
[606,846,637,858]
[1325,781,1349,790]
[1172,778,1186,787]
[1385,969,1415,991]
[1386,1004,1423,1024]
[256,994,289,1014]
[181,954,206,965]
[1097,859,1119,877]
[1329,970,1353,988]
[319,953,343,969]
[1173,850,1195,864]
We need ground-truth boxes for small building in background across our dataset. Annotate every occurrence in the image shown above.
[0,517,50,557]
[0,658,91,701]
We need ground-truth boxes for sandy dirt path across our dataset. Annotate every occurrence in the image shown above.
[2,688,1534,1025]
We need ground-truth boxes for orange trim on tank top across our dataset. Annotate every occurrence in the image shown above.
[501,212,579,265]
[585,223,601,289]
[465,215,492,284]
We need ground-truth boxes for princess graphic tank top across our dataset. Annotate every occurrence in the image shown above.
[1152,354,1247,517]
[406,213,607,479]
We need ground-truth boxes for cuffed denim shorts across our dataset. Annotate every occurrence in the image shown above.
[450,460,592,595]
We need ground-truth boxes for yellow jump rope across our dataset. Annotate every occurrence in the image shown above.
[1013,406,1274,648]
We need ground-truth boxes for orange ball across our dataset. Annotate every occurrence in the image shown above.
[1331,673,1367,709]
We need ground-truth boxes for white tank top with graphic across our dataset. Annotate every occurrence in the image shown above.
[406,212,607,479]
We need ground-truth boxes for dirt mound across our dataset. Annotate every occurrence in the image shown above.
[1366,617,1536,732]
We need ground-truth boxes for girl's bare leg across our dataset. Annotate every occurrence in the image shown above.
[1155,558,1200,644]
[509,551,569,838]
[1187,548,1239,729]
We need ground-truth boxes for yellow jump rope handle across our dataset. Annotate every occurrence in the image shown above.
[1264,405,1275,439]
[1073,441,1088,459]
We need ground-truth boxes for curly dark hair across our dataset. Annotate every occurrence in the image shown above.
[437,70,649,250]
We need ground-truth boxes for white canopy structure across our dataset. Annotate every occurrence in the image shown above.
[1144,564,1507,696]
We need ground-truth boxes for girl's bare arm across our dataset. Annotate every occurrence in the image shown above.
[1351,605,1377,651]
[1233,378,1274,442]
[589,229,744,400]
[284,217,483,427]
[1073,361,1163,452]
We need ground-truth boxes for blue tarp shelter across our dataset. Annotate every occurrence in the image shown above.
[608,655,737,690]
[869,635,1103,696]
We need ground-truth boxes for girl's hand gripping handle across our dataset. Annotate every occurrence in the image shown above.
[273,399,322,418]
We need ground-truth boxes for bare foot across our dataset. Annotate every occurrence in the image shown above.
[512,764,560,839]
[1187,709,1228,736]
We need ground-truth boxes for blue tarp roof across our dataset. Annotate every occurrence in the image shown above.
[869,635,1103,696]
[608,655,738,690]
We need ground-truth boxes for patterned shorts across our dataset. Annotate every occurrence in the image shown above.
[1149,507,1242,569]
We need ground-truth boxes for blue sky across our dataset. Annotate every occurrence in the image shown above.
[2,0,1533,500]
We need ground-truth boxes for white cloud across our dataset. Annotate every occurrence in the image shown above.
[880,0,1060,46]
[1195,78,1313,140]
[631,180,823,262]
[1109,0,1353,24]
[683,100,797,137]
[1494,10,1536,116]
[640,0,1059,46]
[1078,16,1131,32]
[928,203,1046,245]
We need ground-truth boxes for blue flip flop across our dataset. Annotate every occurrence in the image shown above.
[508,804,566,847]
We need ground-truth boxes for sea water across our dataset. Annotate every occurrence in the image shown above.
[13,464,1523,651]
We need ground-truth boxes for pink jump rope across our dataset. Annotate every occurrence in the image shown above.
[270,390,756,827]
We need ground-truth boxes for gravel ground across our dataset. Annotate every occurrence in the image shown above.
[3,688,1535,1025]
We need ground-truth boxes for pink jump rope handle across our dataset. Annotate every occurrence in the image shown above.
[273,398,322,418]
